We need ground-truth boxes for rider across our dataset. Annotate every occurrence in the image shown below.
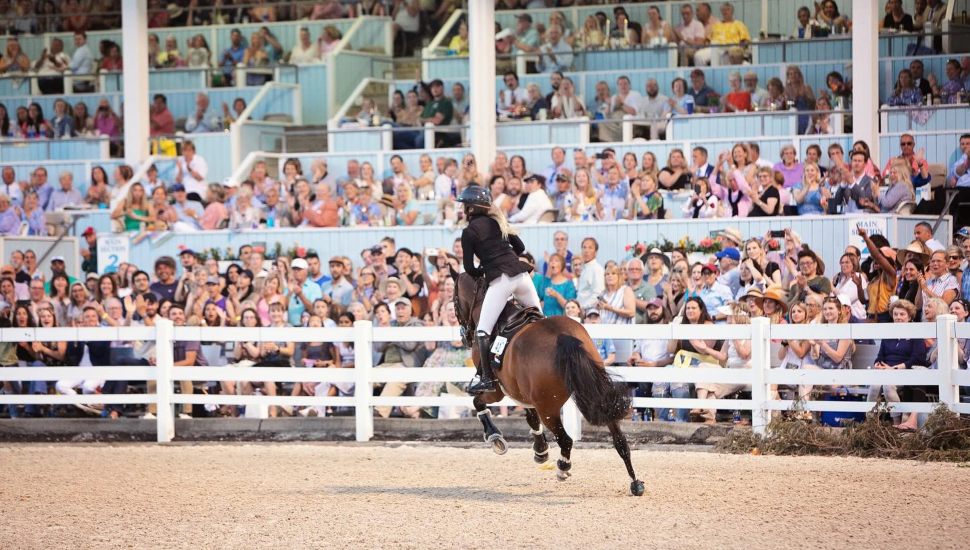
[456,185,543,394]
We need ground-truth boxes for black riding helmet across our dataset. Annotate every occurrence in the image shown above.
[456,185,491,209]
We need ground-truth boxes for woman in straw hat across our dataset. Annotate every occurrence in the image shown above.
[762,286,788,325]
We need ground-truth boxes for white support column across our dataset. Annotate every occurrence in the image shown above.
[353,320,374,442]
[468,0,496,167]
[936,314,959,410]
[121,0,149,166]
[851,0,879,164]
[750,316,771,435]
[155,318,175,443]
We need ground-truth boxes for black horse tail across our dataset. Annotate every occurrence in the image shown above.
[554,334,630,426]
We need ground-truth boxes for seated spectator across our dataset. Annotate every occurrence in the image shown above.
[688,69,719,113]
[609,7,641,47]
[318,25,343,58]
[792,6,820,39]
[169,184,203,231]
[186,34,211,68]
[883,134,931,187]
[760,77,787,110]
[185,93,222,134]
[742,72,767,106]
[290,26,321,65]
[447,19,469,55]
[450,83,468,125]
[792,162,827,215]
[222,97,246,127]
[550,77,586,119]
[636,78,669,140]
[50,99,75,139]
[511,13,541,55]
[695,2,750,66]
[536,24,573,73]
[415,79,454,149]
[723,71,752,112]
[99,41,123,71]
[47,172,83,212]
[523,83,550,120]
[575,15,606,49]
[23,103,53,139]
[627,174,663,220]
[815,0,850,33]
[878,158,916,213]
[72,101,94,136]
[243,32,274,86]
[0,37,30,75]
[509,175,553,224]
[666,77,692,115]
[200,184,229,230]
[498,72,528,118]
[658,149,691,191]
[807,94,835,135]
[674,4,706,65]
[881,0,915,32]
[641,6,675,46]
[931,59,966,105]
[111,182,153,233]
[156,35,183,68]
[888,69,923,107]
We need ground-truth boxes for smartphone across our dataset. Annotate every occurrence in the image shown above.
[770,230,786,238]
[425,247,437,257]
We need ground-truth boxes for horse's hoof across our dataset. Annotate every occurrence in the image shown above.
[488,433,508,455]
[630,480,645,497]
[533,450,549,464]
[556,469,571,481]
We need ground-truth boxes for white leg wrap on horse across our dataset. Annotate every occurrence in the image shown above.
[530,427,543,436]
[477,409,491,417]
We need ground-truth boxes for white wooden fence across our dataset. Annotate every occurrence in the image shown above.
[1,317,968,443]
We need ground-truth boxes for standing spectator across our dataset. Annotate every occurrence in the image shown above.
[373,298,425,418]
[576,237,605,310]
[536,253,575,316]
[185,93,222,133]
[219,29,246,86]
[391,0,420,57]
[286,258,323,327]
[773,145,804,190]
[867,299,926,424]
[68,31,95,93]
[792,162,827,215]
[33,38,70,95]
[174,141,208,201]
[149,94,175,137]
[186,34,211,68]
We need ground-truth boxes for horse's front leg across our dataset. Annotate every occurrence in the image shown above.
[473,393,508,455]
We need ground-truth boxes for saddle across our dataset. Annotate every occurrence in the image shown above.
[491,301,544,369]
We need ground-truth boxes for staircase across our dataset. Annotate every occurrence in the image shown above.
[393,57,422,81]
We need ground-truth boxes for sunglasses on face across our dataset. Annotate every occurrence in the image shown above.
[900,141,914,146]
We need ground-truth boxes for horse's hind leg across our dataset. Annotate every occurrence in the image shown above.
[524,408,549,463]
[473,394,508,455]
[539,410,573,481]
[608,420,645,496]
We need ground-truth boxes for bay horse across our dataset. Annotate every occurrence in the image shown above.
[454,272,645,496]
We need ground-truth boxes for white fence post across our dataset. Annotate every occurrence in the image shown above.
[353,320,374,442]
[621,114,634,142]
[562,397,583,441]
[936,314,959,410]
[155,318,175,443]
[750,316,771,435]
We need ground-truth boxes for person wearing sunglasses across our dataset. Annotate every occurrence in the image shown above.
[882,133,931,188]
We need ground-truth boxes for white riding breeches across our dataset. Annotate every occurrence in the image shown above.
[477,273,543,335]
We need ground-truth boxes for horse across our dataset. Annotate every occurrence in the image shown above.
[454,272,645,496]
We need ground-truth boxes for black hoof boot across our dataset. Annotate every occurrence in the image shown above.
[631,480,645,496]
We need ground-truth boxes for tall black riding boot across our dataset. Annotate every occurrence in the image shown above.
[468,331,498,394]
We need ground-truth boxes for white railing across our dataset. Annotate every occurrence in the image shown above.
[1,318,967,445]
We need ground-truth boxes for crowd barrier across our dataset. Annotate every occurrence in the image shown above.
[1,317,967,443]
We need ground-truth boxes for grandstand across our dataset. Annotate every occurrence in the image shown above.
[0,0,969,431]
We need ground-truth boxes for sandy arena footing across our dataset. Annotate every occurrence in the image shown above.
[2,443,968,549]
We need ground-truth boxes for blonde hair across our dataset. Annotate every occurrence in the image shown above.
[487,203,517,239]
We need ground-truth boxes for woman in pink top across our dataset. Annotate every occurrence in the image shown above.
[711,144,754,217]
[200,183,229,230]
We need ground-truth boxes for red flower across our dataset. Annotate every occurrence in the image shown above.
[296,246,307,258]
[253,245,266,255]
[625,245,632,251]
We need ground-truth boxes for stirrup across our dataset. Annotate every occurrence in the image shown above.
[467,375,498,394]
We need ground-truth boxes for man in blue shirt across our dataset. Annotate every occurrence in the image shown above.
[688,69,719,113]
[220,29,247,85]
[30,167,53,211]
[286,258,322,326]
[170,184,204,231]
[69,31,94,93]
